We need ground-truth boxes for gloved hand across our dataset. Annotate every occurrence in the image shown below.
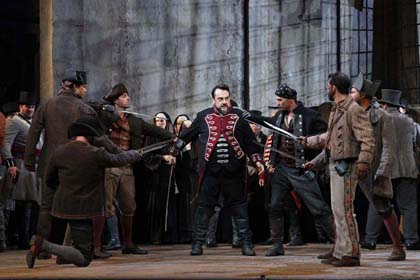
[168,137,185,157]
[355,162,370,180]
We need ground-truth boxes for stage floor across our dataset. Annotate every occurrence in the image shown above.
[0,243,419,279]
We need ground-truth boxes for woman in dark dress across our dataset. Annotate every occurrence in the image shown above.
[173,114,196,243]
[142,112,177,244]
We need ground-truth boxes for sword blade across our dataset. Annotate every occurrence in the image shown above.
[137,139,173,156]
[263,121,298,141]
[120,110,154,119]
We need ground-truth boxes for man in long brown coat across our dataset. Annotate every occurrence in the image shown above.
[24,73,97,242]
[350,74,405,261]
[302,72,375,267]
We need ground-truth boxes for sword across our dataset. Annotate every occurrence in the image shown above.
[165,165,174,232]
[263,121,298,141]
[245,118,298,141]
[136,139,174,157]
[120,110,155,119]
[252,140,301,164]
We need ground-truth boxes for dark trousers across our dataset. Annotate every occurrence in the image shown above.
[44,218,93,267]
[268,164,332,242]
[365,177,418,243]
[193,167,252,245]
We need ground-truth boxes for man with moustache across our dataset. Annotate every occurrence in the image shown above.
[101,84,175,256]
[302,72,375,267]
[350,74,405,261]
[172,84,265,256]
[248,84,333,256]
[1,91,43,250]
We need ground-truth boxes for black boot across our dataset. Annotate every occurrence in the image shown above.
[266,215,285,256]
[266,242,285,256]
[205,207,220,248]
[314,214,335,243]
[231,204,255,256]
[191,206,213,255]
[286,210,304,246]
[191,242,203,255]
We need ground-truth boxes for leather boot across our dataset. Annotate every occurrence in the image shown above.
[266,215,285,256]
[93,247,112,259]
[26,235,44,269]
[266,242,285,256]
[120,215,148,254]
[241,243,256,256]
[192,206,213,254]
[384,212,405,261]
[317,245,334,259]
[191,242,203,255]
[286,209,304,246]
[331,256,360,267]
[205,207,219,248]
[231,204,254,256]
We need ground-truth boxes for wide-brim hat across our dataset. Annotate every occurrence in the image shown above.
[378,89,402,107]
[67,115,103,139]
[352,72,381,97]
[62,71,87,86]
[18,91,37,105]
[103,83,128,103]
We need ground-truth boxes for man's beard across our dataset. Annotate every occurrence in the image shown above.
[328,90,335,101]
[217,106,229,115]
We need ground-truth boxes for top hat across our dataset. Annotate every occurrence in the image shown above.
[378,89,402,107]
[18,91,37,105]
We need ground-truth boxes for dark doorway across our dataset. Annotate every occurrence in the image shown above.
[0,0,39,107]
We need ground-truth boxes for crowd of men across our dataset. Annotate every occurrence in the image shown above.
[0,70,419,268]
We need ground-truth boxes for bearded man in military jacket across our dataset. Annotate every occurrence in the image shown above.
[175,84,264,256]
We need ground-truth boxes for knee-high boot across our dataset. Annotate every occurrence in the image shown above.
[191,206,213,255]
[231,205,255,256]
[384,211,405,261]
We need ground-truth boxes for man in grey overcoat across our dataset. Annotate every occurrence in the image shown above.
[1,92,43,249]
[370,89,419,250]
[350,74,405,261]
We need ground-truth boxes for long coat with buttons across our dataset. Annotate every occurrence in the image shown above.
[265,103,327,168]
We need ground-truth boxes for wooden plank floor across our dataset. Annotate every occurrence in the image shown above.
[1,243,420,279]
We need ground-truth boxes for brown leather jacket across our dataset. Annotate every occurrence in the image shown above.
[307,95,375,165]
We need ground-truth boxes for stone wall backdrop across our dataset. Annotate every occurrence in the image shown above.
[52,0,354,119]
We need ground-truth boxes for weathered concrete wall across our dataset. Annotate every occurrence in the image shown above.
[52,0,353,119]
[53,0,244,119]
